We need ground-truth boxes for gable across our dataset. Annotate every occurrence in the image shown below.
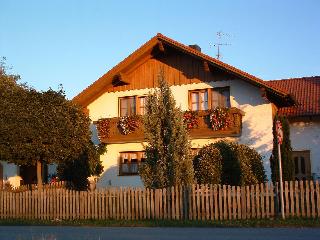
[101,47,238,94]
[73,33,295,108]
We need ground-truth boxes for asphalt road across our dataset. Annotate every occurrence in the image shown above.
[0,226,319,240]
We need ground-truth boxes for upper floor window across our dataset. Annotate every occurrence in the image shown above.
[119,96,146,117]
[212,87,231,108]
[119,151,146,175]
[138,96,146,115]
[190,89,208,111]
[189,87,230,111]
[119,96,136,117]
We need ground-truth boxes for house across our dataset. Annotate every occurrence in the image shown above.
[267,77,320,180]
[73,33,296,188]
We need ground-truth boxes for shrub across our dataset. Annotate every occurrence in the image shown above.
[233,143,266,185]
[195,141,266,186]
[57,142,105,190]
[212,141,241,185]
[193,144,222,184]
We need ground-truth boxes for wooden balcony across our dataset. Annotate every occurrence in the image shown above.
[96,107,244,144]
[188,107,244,139]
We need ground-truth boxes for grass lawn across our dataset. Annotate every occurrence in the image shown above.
[0,218,319,227]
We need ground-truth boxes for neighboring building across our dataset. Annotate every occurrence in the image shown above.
[73,33,295,188]
[0,160,57,188]
[267,77,320,180]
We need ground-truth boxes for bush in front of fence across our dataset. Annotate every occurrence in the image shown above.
[194,141,266,186]
[193,144,222,184]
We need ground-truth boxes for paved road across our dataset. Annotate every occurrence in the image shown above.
[0,226,319,240]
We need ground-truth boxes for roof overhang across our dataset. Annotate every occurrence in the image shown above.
[73,33,295,108]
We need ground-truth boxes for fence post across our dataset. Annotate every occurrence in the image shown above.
[182,185,190,220]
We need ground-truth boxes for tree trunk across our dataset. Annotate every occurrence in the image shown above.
[36,160,42,189]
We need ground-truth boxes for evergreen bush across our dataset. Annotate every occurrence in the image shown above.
[270,115,294,182]
[195,141,266,186]
[193,144,222,184]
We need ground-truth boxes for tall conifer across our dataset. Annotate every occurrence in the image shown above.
[270,115,295,182]
[139,71,194,188]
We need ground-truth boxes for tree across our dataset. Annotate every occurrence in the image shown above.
[0,59,99,187]
[270,115,295,182]
[139,71,194,188]
[57,142,105,190]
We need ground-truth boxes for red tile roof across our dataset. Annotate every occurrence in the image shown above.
[267,77,320,118]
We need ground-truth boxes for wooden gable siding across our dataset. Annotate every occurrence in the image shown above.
[105,48,237,93]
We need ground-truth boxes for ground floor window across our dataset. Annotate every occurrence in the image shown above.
[119,151,146,176]
[292,150,311,180]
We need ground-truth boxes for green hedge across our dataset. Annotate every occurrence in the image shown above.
[193,144,222,184]
[194,141,266,185]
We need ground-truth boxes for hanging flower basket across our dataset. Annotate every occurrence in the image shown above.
[118,115,140,135]
[183,111,198,130]
[208,107,231,131]
[96,118,110,139]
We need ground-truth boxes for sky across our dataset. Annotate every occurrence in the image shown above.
[1,0,319,99]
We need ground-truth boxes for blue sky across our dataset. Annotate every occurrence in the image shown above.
[1,0,319,99]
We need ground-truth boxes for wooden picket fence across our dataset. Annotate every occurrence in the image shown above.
[0,180,319,220]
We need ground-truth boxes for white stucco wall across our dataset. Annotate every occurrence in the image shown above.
[0,161,21,188]
[89,80,274,188]
[290,121,320,180]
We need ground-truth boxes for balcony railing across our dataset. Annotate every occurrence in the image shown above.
[95,107,244,144]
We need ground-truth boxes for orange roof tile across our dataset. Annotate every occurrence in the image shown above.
[267,76,320,118]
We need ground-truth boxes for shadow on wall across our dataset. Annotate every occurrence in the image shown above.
[97,165,144,189]
[240,108,273,179]
[241,113,271,155]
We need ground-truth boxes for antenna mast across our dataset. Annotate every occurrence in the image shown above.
[213,31,231,60]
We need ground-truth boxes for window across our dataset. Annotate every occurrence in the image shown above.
[138,96,146,115]
[119,151,146,175]
[119,96,136,117]
[190,90,208,111]
[292,150,311,180]
[212,87,230,108]
[188,87,230,111]
[119,96,146,116]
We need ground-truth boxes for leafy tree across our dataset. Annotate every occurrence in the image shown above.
[0,59,99,187]
[193,144,222,184]
[270,115,294,182]
[139,71,194,188]
[57,142,105,190]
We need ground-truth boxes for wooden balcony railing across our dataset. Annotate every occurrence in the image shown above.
[96,107,244,144]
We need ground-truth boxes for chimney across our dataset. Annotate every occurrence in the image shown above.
[188,44,201,52]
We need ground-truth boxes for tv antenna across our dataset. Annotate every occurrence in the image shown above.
[210,31,231,60]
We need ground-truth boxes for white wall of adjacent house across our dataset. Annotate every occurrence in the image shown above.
[0,161,21,188]
[290,121,320,180]
[88,79,274,188]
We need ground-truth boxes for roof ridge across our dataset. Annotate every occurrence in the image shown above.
[156,34,291,97]
[268,76,320,82]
